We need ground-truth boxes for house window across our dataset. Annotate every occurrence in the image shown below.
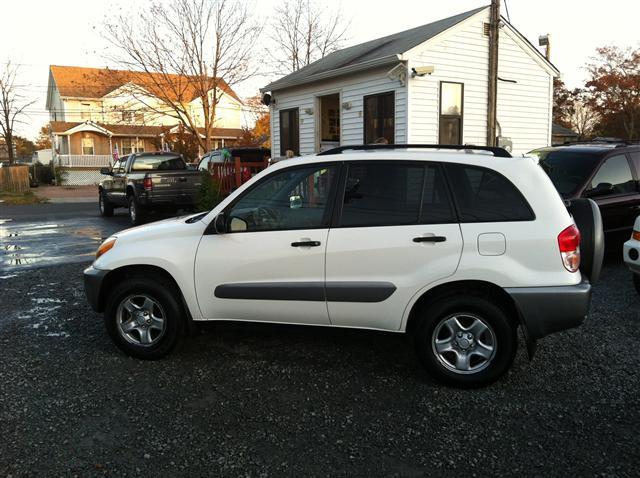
[136,139,145,152]
[363,92,395,144]
[121,139,134,155]
[81,103,92,120]
[81,137,94,155]
[439,82,463,145]
[135,111,144,124]
[279,108,299,156]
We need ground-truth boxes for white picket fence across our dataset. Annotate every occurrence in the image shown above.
[58,155,113,167]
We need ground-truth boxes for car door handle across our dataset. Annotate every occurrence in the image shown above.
[413,236,447,243]
[178,177,187,182]
[291,240,321,247]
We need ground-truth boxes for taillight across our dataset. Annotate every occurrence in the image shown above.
[633,230,640,241]
[558,224,581,273]
[143,177,153,191]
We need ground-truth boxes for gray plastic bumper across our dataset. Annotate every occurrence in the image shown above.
[505,280,591,340]
[84,266,109,312]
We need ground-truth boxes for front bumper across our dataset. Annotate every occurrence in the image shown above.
[84,266,110,312]
[623,238,640,275]
[505,280,592,340]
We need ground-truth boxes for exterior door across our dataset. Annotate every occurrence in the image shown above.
[106,157,127,205]
[194,163,339,324]
[325,161,463,331]
[587,153,640,233]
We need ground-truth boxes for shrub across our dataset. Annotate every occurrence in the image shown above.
[54,166,69,186]
[197,173,221,212]
[34,162,55,185]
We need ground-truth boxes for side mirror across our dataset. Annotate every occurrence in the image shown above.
[585,182,614,197]
[229,217,248,232]
[289,195,302,209]
[214,213,227,234]
[100,167,113,176]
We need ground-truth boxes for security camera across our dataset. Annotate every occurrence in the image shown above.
[411,65,435,77]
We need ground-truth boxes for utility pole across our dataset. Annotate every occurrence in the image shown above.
[486,0,500,147]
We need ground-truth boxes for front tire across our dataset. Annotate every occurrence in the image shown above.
[104,276,183,359]
[414,294,517,388]
[99,190,114,217]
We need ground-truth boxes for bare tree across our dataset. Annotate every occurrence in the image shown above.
[570,98,600,140]
[103,0,261,152]
[0,61,36,165]
[268,0,349,74]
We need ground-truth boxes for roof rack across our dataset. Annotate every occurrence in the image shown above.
[316,144,512,158]
[561,138,640,147]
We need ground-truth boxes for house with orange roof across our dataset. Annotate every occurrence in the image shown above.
[45,65,245,184]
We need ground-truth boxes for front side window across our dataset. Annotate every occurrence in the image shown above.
[227,164,338,232]
[81,137,94,155]
[439,82,463,145]
[340,162,424,227]
[445,163,534,222]
[589,154,635,195]
[364,92,395,144]
[279,108,299,156]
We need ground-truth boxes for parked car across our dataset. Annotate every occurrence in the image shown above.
[85,144,603,388]
[530,141,640,241]
[98,152,203,226]
[623,216,640,294]
[196,147,270,172]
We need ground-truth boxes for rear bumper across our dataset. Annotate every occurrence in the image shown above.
[139,194,197,208]
[84,266,109,312]
[505,280,592,340]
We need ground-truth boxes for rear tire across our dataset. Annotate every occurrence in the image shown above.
[99,190,114,217]
[128,195,146,226]
[104,276,183,360]
[414,294,517,388]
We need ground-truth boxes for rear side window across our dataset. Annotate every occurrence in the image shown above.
[421,165,456,224]
[445,163,534,222]
[340,163,424,227]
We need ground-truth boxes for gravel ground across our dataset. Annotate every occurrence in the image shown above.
[1,260,639,477]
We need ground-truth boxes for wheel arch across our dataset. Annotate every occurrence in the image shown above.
[98,264,195,332]
[405,280,521,337]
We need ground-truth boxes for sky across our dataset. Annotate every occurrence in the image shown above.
[1,0,638,140]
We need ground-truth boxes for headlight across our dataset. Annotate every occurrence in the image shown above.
[96,238,117,259]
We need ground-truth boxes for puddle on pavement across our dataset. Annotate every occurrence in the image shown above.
[0,218,121,270]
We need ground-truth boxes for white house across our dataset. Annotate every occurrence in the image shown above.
[45,65,245,184]
[261,6,559,158]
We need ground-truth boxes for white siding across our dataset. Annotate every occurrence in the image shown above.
[270,67,407,157]
[407,10,555,155]
[407,9,490,146]
[496,27,554,153]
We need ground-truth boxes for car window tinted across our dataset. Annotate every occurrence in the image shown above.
[198,156,210,171]
[589,154,635,194]
[132,155,186,171]
[228,165,337,232]
[629,151,640,174]
[340,163,424,227]
[538,150,602,197]
[421,165,455,224]
[113,159,125,173]
[445,163,534,222]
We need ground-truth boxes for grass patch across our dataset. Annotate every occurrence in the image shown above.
[0,191,48,205]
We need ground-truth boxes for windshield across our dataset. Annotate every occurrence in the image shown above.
[131,155,186,171]
[537,150,601,197]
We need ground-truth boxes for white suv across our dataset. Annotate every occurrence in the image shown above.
[84,145,602,387]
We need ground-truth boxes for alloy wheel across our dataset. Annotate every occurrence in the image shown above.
[116,294,166,346]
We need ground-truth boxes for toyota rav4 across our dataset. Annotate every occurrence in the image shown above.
[84,145,603,387]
